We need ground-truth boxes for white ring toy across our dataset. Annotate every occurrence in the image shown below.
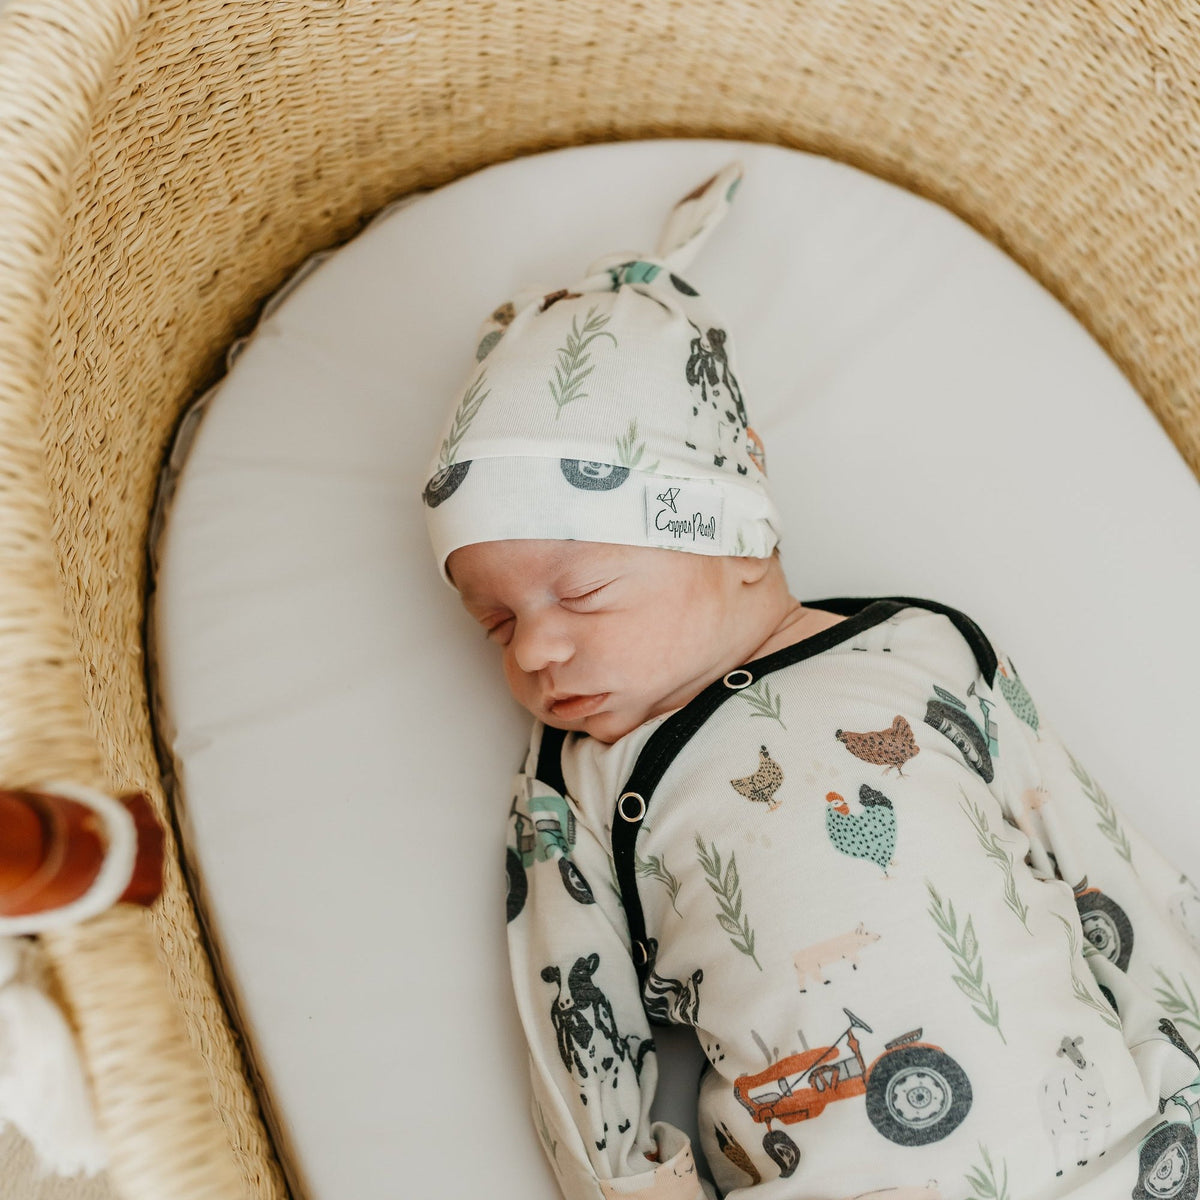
[0,782,139,937]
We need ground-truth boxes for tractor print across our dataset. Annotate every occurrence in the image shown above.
[507,789,595,922]
[1159,1020,1200,1074]
[605,259,664,289]
[1134,1077,1200,1200]
[733,1007,972,1177]
[923,682,998,783]
[422,459,471,507]
[559,459,630,491]
[1072,876,1134,972]
[1162,1079,1200,1124]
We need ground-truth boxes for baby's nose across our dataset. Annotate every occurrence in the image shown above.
[510,615,573,674]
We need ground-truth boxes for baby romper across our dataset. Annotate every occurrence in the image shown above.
[504,596,1200,1200]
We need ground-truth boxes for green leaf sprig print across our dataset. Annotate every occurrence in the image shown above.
[1054,913,1122,1030]
[1065,748,1132,865]
[958,788,1031,934]
[1154,967,1200,1037]
[926,881,1006,1044]
[964,1143,1010,1200]
[615,419,659,472]
[548,306,618,418]
[436,369,490,471]
[738,679,787,729]
[636,852,683,917]
[696,834,762,971]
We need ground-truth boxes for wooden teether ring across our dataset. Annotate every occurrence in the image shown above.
[0,788,163,918]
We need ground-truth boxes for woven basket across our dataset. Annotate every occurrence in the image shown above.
[0,1,1197,1196]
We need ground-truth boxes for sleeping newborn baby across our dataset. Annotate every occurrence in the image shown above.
[422,162,1200,1200]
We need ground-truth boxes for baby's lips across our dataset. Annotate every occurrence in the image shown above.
[548,692,610,719]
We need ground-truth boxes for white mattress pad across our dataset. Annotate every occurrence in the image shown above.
[148,138,1200,1199]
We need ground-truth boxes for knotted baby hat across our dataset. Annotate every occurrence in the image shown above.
[421,160,782,586]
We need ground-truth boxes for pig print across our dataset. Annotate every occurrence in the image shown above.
[794,923,881,992]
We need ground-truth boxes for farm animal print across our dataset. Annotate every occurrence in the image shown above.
[422,160,784,588]
[504,596,1200,1199]
[1037,1034,1113,1175]
[540,950,654,1153]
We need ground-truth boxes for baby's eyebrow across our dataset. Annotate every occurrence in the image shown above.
[559,573,613,594]
[456,550,604,610]
[458,589,496,613]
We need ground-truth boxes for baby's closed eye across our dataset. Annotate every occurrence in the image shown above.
[477,581,615,642]
[561,583,610,608]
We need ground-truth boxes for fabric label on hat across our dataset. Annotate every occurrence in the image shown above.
[644,482,724,549]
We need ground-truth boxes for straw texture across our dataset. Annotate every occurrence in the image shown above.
[0,0,1197,1196]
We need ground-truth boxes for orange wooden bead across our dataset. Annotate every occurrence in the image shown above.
[0,787,164,918]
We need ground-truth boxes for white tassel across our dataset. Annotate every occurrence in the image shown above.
[0,934,108,1177]
[0,782,139,1176]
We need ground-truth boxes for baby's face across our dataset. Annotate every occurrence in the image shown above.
[447,539,761,743]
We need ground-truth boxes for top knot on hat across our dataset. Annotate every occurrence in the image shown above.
[421,161,782,586]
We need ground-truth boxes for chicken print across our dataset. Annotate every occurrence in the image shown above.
[997,657,1039,735]
[714,1121,761,1186]
[731,745,784,809]
[835,716,919,777]
[825,785,897,875]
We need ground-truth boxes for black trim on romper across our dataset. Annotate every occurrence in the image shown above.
[535,724,568,798]
[797,594,997,687]
[611,594,997,987]
[534,595,998,990]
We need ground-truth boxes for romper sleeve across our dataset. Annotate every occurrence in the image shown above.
[982,644,1200,1071]
[505,728,711,1200]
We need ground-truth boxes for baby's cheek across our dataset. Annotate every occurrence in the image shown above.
[500,658,535,708]
[602,615,665,666]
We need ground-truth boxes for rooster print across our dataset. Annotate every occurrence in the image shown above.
[731,745,785,809]
[825,785,897,876]
[835,716,919,777]
[996,656,1039,736]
